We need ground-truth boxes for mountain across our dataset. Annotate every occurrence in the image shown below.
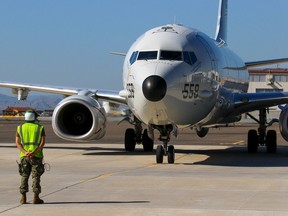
[0,93,62,113]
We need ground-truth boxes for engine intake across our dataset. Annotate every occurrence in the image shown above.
[52,95,106,141]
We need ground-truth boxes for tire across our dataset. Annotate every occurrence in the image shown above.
[247,129,258,153]
[167,145,175,164]
[142,129,154,151]
[266,130,277,153]
[125,128,136,151]
[156,145,164,164]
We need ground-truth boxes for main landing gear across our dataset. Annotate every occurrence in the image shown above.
[124,118,154,152]
[246,108,278,153]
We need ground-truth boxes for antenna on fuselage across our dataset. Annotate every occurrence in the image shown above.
[215,0,228,45]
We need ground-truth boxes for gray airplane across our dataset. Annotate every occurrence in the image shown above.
[1,0,288,163]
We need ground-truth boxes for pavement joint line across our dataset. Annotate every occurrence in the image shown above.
[0,149,193,214]
[40,162,157,200]
[0,203,22,214]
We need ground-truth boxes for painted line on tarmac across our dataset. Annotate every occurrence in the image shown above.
[80,173,113,183]
[220,140,244,145]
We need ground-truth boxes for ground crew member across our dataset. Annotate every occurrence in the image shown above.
[16,110,46,204]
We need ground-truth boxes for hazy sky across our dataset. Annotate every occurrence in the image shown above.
[0,0,288,95]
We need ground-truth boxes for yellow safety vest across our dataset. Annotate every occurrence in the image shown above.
[17,123,44,158]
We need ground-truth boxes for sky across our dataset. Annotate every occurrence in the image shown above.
[0,0,288,96]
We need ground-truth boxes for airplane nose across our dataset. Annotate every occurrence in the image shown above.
[142,75,167,102]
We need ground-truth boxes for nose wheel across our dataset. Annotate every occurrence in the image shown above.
[156,145,164,163]
[167,145,175,163]
[156,142,175,164]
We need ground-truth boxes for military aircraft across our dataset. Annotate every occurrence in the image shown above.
[1,0,288,163]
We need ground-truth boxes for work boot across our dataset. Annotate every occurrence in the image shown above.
[20,193,27,204]
[33,193,44,204]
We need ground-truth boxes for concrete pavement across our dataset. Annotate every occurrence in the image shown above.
[1,121,288,215]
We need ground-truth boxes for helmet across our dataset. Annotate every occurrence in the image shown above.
[24,110,37,122]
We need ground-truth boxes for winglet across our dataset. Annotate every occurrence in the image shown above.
[215,0,228,45]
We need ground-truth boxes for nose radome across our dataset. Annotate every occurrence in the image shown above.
[142,75,167,102]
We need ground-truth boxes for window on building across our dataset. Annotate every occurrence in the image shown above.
[250,75,265,82]
[274,75,288,82]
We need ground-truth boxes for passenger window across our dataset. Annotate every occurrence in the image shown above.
[137,51,158,60]
[183,51,197,65]
[129,51,138,65]
[160,51,182,61]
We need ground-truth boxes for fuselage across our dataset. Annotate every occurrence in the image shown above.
[123,24,249,128]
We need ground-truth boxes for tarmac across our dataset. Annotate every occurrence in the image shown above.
[1,120,288,215]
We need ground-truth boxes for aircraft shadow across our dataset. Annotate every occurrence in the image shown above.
[81,145,288,167]
[46,145,288,167]
[83,149,155,156]
[177,146,288,167]
[0,145,16,149]
[45,146,156,156]
[45,200,150,205]
[4,143,288,167]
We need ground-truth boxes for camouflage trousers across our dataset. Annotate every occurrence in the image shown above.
[18,157,45,194]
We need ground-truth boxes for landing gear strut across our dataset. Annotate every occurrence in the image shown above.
[155,125,175,164]
[246,108,278,153]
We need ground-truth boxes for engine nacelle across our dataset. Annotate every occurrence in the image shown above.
[52,95,107,141]
[279,108,288,141]
[196,127,209,138]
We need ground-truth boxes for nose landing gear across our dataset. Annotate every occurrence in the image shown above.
[156,142,175,164]
[155,125,175,164]
[123,116,176,164]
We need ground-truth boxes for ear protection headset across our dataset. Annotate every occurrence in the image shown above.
[24,110,37,122]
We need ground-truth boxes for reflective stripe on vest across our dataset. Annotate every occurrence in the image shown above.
[19,124,41,146]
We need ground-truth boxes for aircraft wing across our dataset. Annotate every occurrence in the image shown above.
[229,91,288,115]
[245,58,288,69]
[0,81,127,105]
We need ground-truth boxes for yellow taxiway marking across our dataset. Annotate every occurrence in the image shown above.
[80,173,113,184]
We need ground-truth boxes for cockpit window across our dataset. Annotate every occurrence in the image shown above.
[160,51,182,61]
[129,50,197,66]
[137,51,158,60]
[183,51,197,66]
[129,51,138,65]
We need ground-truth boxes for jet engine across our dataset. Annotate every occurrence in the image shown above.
[52,95,106,141]
[279,108,288,141]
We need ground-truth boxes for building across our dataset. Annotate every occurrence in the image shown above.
[248,68,288,93]
[247,68,288,119]
[2,107,36,116]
